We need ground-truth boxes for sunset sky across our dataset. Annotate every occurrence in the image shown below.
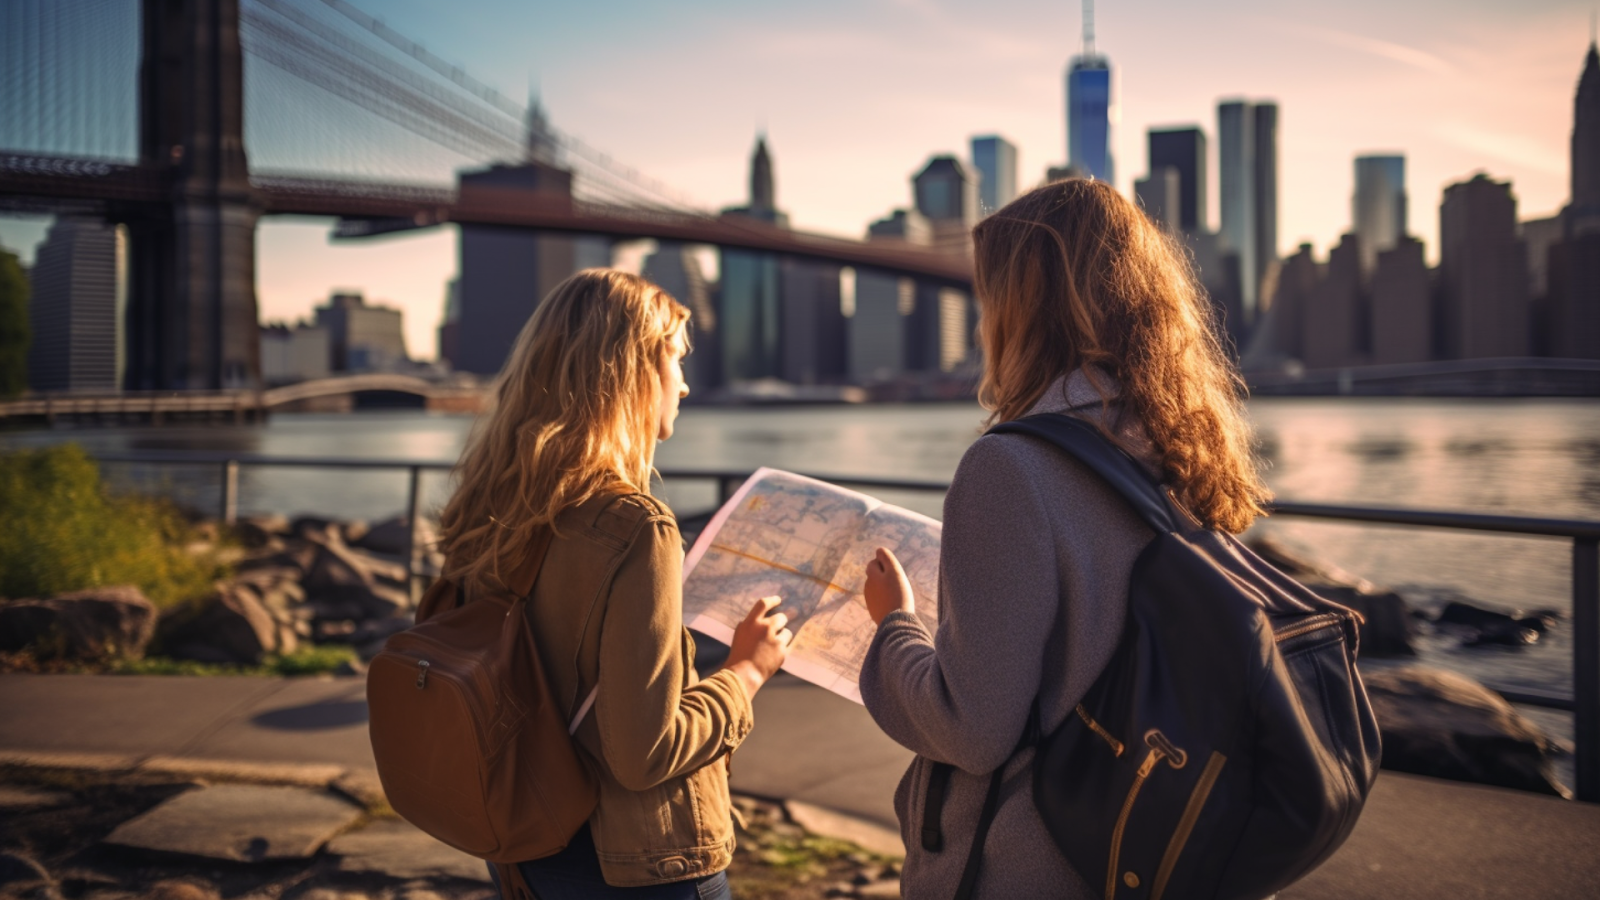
[0,0,1586,361]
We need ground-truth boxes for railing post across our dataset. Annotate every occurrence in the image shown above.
[405,465,423,606]
[220,459,239,525]
[1575,537,1599,803]
[718,476,738,506]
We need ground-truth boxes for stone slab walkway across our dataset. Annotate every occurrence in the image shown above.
[103,783,365,863]
[3,672,1598,898]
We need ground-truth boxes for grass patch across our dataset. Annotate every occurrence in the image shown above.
[0,443,230,609]
[108,645,358,677]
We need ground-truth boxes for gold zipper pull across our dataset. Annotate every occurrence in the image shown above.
[416,659,430,689]
[1144,729,1188,769]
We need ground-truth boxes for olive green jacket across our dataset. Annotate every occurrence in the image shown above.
[515,491,754,887]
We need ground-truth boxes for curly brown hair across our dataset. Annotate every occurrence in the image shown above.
[973,179,1269,533]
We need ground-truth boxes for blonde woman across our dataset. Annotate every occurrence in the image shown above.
[859,180,1270,898]
[438,269,792,899]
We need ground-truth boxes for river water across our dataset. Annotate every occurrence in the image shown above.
[3,397,1593,760]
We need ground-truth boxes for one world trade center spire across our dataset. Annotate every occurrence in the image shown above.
[1066,0,1114,184]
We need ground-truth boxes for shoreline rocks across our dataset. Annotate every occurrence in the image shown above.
[1363,665,1571,797]
[0,585,157,661]
[1246,536,1417,656]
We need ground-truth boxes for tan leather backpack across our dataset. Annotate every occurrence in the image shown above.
[367,528,597,899]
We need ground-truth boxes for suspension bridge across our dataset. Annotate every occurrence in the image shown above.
[0,0,973,391]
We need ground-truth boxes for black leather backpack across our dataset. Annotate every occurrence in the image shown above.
[930,413,1381,900]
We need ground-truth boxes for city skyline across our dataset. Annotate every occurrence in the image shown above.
[0,0,1582,361]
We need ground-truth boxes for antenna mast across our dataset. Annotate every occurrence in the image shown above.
[1083,0,1096,57]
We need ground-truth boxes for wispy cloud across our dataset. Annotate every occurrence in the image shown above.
[1255,18,1457,76]
[1432,121,1567,177]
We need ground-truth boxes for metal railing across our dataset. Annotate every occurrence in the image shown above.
[86,451,1599,803]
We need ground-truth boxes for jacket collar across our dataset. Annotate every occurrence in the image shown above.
[1025,367,1120,417]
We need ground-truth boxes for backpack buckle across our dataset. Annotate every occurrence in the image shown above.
[416,659,430,689]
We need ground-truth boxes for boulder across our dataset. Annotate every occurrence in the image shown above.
[0,585,157,661]
[1437,600,1553,648]
[1246,537,1415,656]
[161,584,281,665]
[234,513,290,549]
[353,515,437,558]
[1363,665,1570,797]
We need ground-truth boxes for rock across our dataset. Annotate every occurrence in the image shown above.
[235,513,290,548]
[348,615,412,648]
[161,585,280,664]
[353,515,437,558]
[144,880,218,900]
[856,881,903,898]
[0,785,68,810]
[1246,537,1415,657]
[332,657,366,677]
[0,851,50,889]
[102,784,363,862]
[1434,601,1554,649]
[0,585,157,661]
[1363,666,1570,797]
[785,800,906,859]
[341,519,371,545]
[328,820,490,882]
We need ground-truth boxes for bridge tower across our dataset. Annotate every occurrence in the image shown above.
[125,0,261,389]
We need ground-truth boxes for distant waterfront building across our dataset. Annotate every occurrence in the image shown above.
[260,321,331,385]
[970,135,1018,215]
[1134,167,1180,231]
[1548,41,1600,358]
[1065,1,1113,183]
[849,271,910,382]
[1439,173,1528,359]
[26,218,124,392]
[1147,127,1207,233]
[1370,237,1431,365]
[642,243,721,391]
[867,209,932,245]
[437,279,459,369]
[1218,100,1279,324]
[1265,243,1317,362]
[314,291,407,372]
[454,107,609,376]
[1302,233,1363,369]
[912,154,979,261]
[720,135,791,383]
[1353,155,1408,276]
[780,259,847,385]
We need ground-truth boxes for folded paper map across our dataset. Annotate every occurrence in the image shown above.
[682,468,941,703]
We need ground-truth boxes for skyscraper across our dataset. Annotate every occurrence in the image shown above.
[1134,167,1180,231]
[1148,127,1207,233]
[642,243,720,391]
[913,155,978,256]
[970,135,1018,215]
[26,218,124,392]
[1065,0,1113,184]
[721,135,790,382]
[1570,41,1600,235]
[1218,100,1279,323]
[1439,173,1529,359]
[1352,155,1407,276]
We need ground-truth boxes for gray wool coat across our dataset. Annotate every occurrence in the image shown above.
[859,370,1158,900]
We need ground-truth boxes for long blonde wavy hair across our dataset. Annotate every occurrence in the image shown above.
[973,179,1270,533]
[438,268,690,596]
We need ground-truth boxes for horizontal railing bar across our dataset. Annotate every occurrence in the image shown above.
[91,451,457,471]
[83,453,1600,540]
[1268,501,1600,541]
[1497,688,1577,712]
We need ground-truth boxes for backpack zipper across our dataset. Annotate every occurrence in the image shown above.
[1272,611,1348,644]
[1149,751,1227,900]
[1076,704,1125,757]
[1105,729,1188,900]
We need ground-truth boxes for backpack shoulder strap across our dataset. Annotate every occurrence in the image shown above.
[987,413,1175,535]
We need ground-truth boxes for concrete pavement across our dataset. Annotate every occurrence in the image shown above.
[2,671,1598,898]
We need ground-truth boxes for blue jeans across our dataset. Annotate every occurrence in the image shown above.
[487,824,732,900]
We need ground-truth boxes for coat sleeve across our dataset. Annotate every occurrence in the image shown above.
[593,515,755,792]
[859,435,1061,774]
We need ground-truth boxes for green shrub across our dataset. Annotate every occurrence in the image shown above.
[270,644,358,676]
[0,444,228,608]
